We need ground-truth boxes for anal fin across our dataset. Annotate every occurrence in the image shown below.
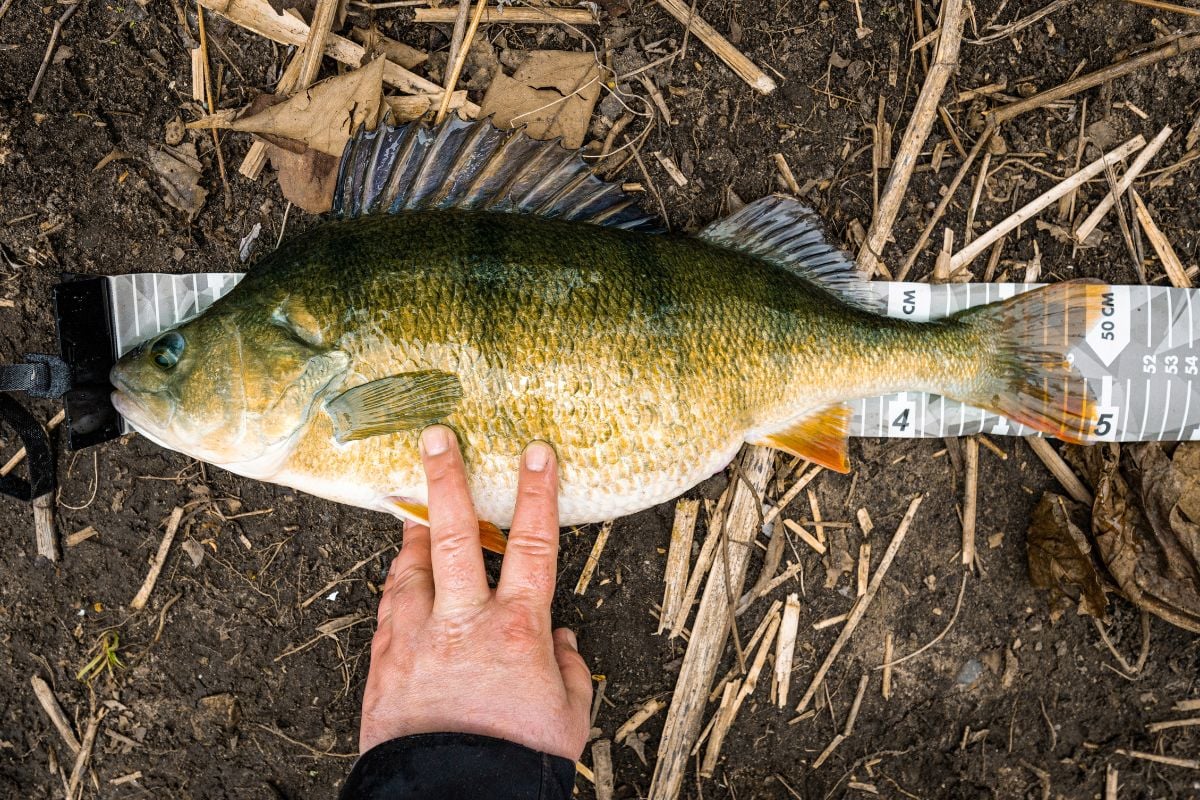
[752,404,852,473]
[382,498,508,555]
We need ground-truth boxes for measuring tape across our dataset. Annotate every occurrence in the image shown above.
[104,274,1195,442]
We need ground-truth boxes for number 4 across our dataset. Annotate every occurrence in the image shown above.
[892,408,911,431]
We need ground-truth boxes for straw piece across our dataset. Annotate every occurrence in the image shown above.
[574,520,613,595]
[1147,716,1200,733]
[796,495,923,713]
[592,739,614,800]
[700,611,780,776]
[660,498,700,633]
[65,526,98,547]
[882,632,894,700]
[857,0,966,277]
[1114,749,1200,770]
[615,697,666,744]
[654,0,776,95]
[962,436,978,567]
[130,507,184,610]
[783,519,825,555]
[1075,125,1173,243]
[763,465,823,526]
[414,5,597,23]
[1131,188,1192,289]
[30,676,80,755]
[1024,436,1093,506]
[297,0,339,90]
[950,136,1145,270]
[774,593,801,708]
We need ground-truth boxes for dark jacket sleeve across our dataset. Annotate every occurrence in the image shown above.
[339,732,576,800]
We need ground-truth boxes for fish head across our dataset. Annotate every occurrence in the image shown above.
[110,307,349,472]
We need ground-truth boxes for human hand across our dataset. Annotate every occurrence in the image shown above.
[358,425,593,760]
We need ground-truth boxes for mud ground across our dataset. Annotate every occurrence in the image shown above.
[2,0,1200,797]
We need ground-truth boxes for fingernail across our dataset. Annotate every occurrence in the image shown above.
[559,628,577,649]
[421,425,451,456]
[524,441,552,472]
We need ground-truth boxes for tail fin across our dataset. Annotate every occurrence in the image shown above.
[954,280,1107,444]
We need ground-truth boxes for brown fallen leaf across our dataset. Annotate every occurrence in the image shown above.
[479,50,603,148]
[267,143,338,214]
[383,92,470,124]
[148,142,207,220]
[1028,492,1109,622]
[189,56,385,157]
[352,25,428,70]
[1095,444,1200,633]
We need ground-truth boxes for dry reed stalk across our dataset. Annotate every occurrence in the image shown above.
[654,0,776,94]
[857,0,966,277]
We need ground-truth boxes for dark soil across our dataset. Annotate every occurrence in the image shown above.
[3,1,1200,798]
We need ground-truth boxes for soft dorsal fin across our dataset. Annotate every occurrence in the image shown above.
[700,195,873,309]
[751,403,852,473]
[333,115,660,232]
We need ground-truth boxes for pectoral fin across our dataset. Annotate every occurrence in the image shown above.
[382,498,508,555]
[326,371,462,443]
[752,404,852,473]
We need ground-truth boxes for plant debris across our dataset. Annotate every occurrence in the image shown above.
[1031,443,1200,632]
[478,51,603,149]
[148,142,207,220]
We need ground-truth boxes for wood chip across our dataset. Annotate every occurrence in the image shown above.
[857,543,871,597]
[962,436,978,567]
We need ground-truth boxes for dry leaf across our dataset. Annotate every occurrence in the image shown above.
[267,144,338,214]
[1028,492,1108,622]
[479,51,603,149]
[1063,442,1200,633]
[148,142,207,220]
[189,57,385,157]
[352,25,427,70]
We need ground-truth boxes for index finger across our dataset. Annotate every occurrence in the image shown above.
[497,441,560,607]
[420,425,489,610]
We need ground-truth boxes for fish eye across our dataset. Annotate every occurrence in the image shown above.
[150,331,186,371]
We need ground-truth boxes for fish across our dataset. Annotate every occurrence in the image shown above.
[109,116,1106,542]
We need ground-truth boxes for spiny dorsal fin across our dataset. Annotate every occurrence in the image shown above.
[333,115,660,232]
[700,195,874,309]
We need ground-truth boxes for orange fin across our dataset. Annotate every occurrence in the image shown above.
[381,498,508,555]
[752,404,851,473]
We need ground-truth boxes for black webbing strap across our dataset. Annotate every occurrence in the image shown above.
[0,354,67,502]
[0,393,56,502]
[0,354,71,398]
